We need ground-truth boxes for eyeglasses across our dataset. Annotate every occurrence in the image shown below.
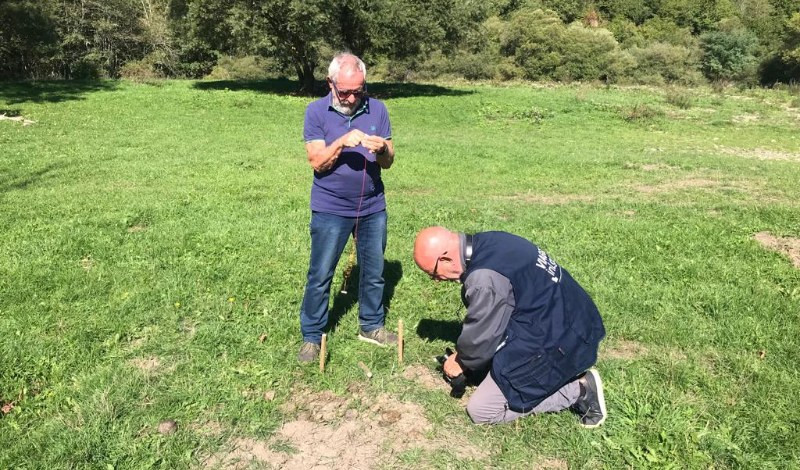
[330,79,367,100]
[430,251,447,280]
[430,257,440,280]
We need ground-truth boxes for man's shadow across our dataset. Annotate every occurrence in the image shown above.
[416,319,462,344]
[326,259,402,334]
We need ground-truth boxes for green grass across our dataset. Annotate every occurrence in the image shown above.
[2,79,799,468]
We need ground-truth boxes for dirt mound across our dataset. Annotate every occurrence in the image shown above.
[204,387,488,469]
[754,231,800,268]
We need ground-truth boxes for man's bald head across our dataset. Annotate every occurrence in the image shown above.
[413,226,463,281]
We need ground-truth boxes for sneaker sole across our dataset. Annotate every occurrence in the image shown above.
[580,368,607,428]
[357,334,387,347]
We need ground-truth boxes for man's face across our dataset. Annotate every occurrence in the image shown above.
[329,70,366,115]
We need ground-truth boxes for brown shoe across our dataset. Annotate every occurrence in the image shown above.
[358,327,398,346]
[297,341,320,363]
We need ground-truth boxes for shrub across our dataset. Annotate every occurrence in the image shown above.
[621,103,663,121]
[554,24,621,81]
[664,87,694,108]
[700,28,760,83]
[640,17,696,47]
[502,8,624,82]
[628,42,704,85]
[69,53,103,79]
[206,56,278,80]
[502,8,565,80]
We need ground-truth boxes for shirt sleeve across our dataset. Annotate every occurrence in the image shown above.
[456,269,515,371]
[378,101,392,140]
[303,105,325,142]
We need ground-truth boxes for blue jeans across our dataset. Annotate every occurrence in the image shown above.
[300,210,387,344]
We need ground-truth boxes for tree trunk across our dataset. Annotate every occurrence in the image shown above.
[296,60,316,95]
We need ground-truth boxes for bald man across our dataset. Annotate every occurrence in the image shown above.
[413,227,607,426]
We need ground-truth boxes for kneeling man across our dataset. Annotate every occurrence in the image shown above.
[413,227,607,426]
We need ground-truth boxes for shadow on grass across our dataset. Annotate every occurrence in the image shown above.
[0,80,119,104]
[0,163,64,195]
[326,259,403,335]
[193,78,474,99]
[416,319,462,344]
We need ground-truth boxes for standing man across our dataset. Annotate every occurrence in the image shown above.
[297,53,397,362]
[413,227,607,427]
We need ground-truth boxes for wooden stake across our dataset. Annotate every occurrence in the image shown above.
[397,319,404,364]
[358,361,373,379]
[319,333,327,373]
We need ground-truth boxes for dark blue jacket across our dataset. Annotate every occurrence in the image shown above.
[463,231,605,412]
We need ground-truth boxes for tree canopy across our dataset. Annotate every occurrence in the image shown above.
[1,0,797,87]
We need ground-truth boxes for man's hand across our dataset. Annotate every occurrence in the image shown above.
[361,134,387,154]
[339,129,366,148]
[444,352,464,378]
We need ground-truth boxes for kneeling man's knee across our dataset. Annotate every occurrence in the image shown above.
[466,400,496,425]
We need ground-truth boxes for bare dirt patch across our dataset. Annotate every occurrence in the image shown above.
[205,387,488,469]
[402,364,449,392]
[754,231,800,268]
[634,177,720,194]
[127,224,148,233]
[191,420,225,438]
[497,193,597,205]
[601,339,648,360]
[640,163,679,171]
[714,145,800,162]
[732,113,760,124]
[0,113,36,126]
[129,357,174,377]
[80,256,94,270]
[535,458,569,470]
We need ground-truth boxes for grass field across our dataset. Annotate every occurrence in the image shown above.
[2,78,799,469]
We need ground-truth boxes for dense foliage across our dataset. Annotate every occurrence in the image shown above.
[1,0,798,86]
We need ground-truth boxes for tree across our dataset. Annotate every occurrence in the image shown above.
[0,1,58,79]
[700,27,760,82]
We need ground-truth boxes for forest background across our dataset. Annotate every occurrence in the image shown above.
[2,0,799,90]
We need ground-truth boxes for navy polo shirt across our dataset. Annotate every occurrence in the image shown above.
[303,93,392,217]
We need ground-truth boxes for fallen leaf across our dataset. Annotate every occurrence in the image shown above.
[1,402,15,414]
[258,333,267,343]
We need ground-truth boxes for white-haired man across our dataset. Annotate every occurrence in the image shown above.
[297,53,397,362]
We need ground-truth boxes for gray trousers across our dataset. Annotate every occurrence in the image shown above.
[466,373,580,424]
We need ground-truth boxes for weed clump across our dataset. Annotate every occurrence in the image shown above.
[622,103,663,121]
[665,88,693,109]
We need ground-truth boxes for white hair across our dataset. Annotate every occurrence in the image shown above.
[327,53,367,83]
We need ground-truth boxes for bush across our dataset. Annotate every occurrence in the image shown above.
[120,58,161,81]
[621,103,663,121]
[664,87,694,108]
[502,8,565,80]
[69,53,103,79]
[640,17,696,47]
[206,56,279,80]
[700,28,760,83]
[628,42,704,85]
[553,24,621,81]
[502,8,624,82]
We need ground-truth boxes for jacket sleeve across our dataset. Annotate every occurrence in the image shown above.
[456,269,515,371]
